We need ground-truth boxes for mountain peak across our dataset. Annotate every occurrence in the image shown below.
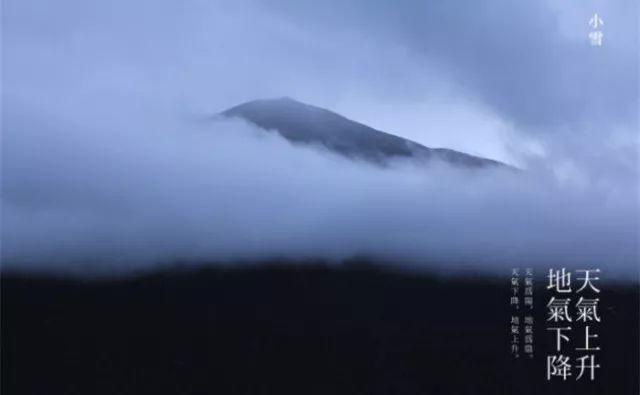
[221,98,506,169]
[223,97,333,119]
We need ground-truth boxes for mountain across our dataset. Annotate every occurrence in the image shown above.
[220,97,506,169]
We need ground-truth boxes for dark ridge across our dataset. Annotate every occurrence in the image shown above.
[221,97,508,169]
[2,264,638,395]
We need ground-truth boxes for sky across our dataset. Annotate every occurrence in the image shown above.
[1,0,638,276]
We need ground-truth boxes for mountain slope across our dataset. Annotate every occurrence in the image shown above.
[221,97,506,169]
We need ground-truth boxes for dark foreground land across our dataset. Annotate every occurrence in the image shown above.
[2,263,638,395]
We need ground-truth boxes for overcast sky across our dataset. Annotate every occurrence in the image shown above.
[2,0,638,276]
[4,0,637,161]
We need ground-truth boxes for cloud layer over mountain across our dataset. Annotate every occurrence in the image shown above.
[2,0,637,276]
[2,97,637,276]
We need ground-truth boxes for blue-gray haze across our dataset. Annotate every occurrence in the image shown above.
[1,0,638,276]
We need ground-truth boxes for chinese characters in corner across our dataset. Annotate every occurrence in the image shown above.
[546,268,602,381]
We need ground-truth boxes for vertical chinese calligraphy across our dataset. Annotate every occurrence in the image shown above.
[511,268,534,358]
[588,13,604,47]
[523,268,534,358]
[510,268,520,358]
[546,268,602,381]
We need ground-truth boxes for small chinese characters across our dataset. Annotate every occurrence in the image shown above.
[510,268,534,359]
[546,268,602,381]
[523,268,534,358]
[588,13,604,47]
[510,268,521,358]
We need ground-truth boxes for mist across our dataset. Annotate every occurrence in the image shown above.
[1,95,636,276]
[1,0,638,277]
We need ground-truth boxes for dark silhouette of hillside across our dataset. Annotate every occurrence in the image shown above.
[221,97,507,169]
[2,263,638,394]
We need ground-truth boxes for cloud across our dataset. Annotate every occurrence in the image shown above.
[262,0,638,130]
[2,97,637,276]
[1,0,637,277]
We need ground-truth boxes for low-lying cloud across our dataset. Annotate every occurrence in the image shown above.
[1,0,637,278]
[2,98,637,277]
